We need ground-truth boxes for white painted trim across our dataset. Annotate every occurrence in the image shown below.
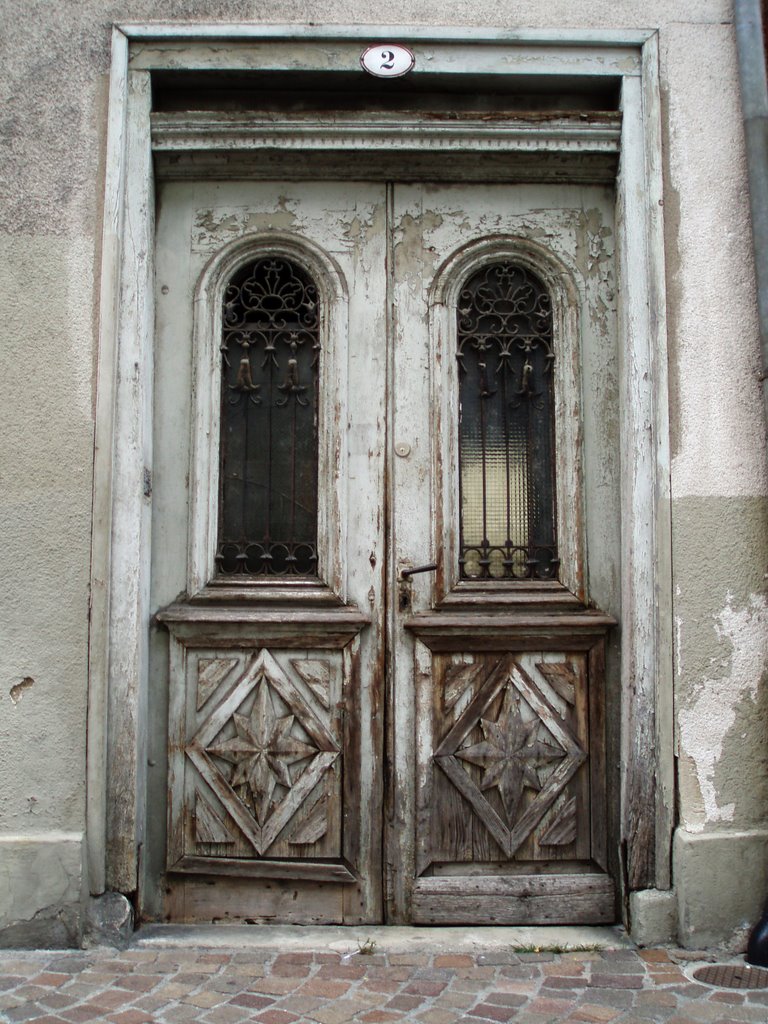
[118,23,655,46]
[616,42,673,890]
[87,25,129,897]
[129,39,641,78]
[150,113,622,155]
[103,67,155,893]
[642,32,674,890]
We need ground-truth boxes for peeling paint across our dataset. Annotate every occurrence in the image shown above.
[191,202,299,253]
[9,676,34,706]
[677,592,768,829]
[393,211,443,286]
[344,203,384,247]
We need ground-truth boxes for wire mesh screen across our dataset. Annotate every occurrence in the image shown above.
[457,262,559,581]
[216,257,320,577]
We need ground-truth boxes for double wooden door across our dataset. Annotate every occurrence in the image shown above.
[146,179,619,925]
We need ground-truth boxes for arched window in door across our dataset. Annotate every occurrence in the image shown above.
[215,256,320,577]
[457,262,558,581]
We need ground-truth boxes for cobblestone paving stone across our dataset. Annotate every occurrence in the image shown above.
[1,947,766,1024]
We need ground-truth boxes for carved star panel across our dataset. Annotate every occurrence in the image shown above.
[434,655,586,859]
[187,649,339,856]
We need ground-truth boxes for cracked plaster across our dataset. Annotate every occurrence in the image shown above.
[0,834,84,947]
[678,593,768,830]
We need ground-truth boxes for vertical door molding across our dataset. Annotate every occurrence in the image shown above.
[89,25,674,909]
[617,35,675,892]
[87,25,129,896]
[89,42,155,894]
[186,233,350,599]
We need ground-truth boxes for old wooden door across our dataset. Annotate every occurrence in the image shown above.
[146,178,618,925]
[387,184,619,924]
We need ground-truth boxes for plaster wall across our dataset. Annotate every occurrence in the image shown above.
[660,21,768,947]
[0,0,765,947]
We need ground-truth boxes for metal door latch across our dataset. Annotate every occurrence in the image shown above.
[399,563,438,580]
[398,563,437,611]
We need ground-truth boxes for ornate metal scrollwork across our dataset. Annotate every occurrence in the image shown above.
[217,257,320,577]
[456,262,554,381]
[457,262,559,581]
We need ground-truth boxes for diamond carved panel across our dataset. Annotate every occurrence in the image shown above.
[187,649,339,856]
[434,655,586,858]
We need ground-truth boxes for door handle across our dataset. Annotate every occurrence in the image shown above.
[398,563,437,612]
[399,563,437,580]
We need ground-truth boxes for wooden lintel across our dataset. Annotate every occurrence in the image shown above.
[405,611,617,651]
[157,603,370,647]
[151,111,622,153]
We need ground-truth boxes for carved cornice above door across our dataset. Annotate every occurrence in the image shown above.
[151,112,621,183]
[151,112,621,151]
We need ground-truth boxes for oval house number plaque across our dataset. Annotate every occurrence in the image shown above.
[360,44,415,78]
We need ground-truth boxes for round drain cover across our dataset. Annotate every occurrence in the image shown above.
[693,964,768,989]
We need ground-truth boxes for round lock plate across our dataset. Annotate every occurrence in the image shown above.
[395,443,411,457]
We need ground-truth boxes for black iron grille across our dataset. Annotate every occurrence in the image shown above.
[216,257,320,577]
[457,262,559,581]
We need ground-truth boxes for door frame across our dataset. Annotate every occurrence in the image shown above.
[88,23,673,925]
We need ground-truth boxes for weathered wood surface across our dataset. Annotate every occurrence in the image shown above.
[641,33,675,892]
[589,639,609,871]
[155,150,620,185]
[158,604,369,628]
[167,642,361,890]
[539,796,578,846]
[87,25,130,896]
[104,68,155,894]
[406,613,616,652]
[170,856,356,883]
[617,66,674,891]
[420,651,599,869]
[187,583,345,605]
[438,584,585,610]
[408,613,616,633]
[412,873,615,925]
[168,875,345,925]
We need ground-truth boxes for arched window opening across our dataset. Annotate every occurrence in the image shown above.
[215,256,320,577]
[457,262,559,581]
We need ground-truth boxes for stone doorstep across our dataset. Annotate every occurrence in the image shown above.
[133,924,631,956]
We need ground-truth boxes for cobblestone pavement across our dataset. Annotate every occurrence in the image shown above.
[2,944,767,1024]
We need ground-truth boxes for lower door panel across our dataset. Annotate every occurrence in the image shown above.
[409,620,615,924]
[159,605,374,924]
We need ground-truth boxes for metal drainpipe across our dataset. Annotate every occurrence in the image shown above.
[734,0,768,967]
[735,0,768,429]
